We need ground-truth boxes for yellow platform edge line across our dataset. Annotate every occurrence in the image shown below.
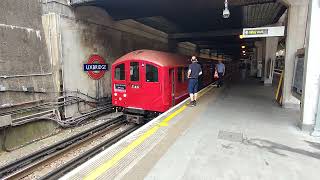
[84,86,213,180]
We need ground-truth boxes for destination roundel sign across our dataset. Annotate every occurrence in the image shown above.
[83,55,108,80]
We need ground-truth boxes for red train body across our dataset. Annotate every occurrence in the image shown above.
[111,50,223,115]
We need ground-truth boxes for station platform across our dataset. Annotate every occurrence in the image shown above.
[62,80,320,180]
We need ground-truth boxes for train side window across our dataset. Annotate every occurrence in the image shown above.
[115,63,125,80]
[146,64,158,82]
[178,67,183,82]
[184,67,189,81]
[130,62,139,81]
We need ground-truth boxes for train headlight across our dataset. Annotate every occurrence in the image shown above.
[123,94,127,97]
[114,93,117,96]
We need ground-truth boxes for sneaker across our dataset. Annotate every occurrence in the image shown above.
[190,101,195,107]
[194,100,197,106]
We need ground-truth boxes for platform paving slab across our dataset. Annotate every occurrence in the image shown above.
[122,80,320,180]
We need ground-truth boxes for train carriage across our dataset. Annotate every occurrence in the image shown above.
[111,50,223,123]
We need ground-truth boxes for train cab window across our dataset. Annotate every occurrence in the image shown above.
[115,63,125,80]
[146,64,158,82]
[130,62,139,81]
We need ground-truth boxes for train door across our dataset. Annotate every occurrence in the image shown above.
[142,63,161,111]
[126,61,143,109]
[169,68,175,106]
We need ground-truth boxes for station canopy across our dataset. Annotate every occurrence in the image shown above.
[70,0,287,58]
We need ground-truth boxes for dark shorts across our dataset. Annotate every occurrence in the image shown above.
[188,78,199,94]
[218,72,224,86]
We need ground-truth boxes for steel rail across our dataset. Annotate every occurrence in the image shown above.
[41,125,140,180]
[0,115,125,179]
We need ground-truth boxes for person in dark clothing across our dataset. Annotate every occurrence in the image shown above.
[240,62,246,80]
[187,56,202,106]
[216,60,225,87]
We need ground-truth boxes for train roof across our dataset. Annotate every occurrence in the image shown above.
[114,50,190,67]
[113,50,226,67]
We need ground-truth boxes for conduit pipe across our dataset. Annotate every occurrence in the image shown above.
[0,73,52,79]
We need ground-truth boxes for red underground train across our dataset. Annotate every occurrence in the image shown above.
[111,50,228,123]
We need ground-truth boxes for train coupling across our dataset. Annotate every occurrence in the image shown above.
[125,114,144,124]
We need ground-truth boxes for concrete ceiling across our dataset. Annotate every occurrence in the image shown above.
[71,0,287,58]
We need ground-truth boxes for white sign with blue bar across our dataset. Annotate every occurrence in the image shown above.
[83,64,108,71]
[243,26,285,38]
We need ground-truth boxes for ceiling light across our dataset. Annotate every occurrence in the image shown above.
[241,45,246,49]
[239,34,244,39]
[222,0,230,19]
[242,50,246,53]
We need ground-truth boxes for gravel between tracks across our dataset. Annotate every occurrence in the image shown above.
[21,123,133,179]
[0,112,123,167]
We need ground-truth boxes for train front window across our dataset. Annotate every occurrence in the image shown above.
[130,62,139,81]
[146,64,158,82]
[115,63,125,80]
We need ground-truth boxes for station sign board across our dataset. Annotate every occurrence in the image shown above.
[83,55,108,80]
[243,26,285,38]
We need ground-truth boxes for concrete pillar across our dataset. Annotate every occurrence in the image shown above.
[301,0,320,133]
[312,94,320,136]
[282,2,308,109]
[249,48,257,77]
[264,37,279,85]
[255,41,264,79]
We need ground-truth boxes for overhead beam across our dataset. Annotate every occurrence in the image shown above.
[198,44,240,49]
[71,0,277,7]
[70,0,95,6]
[196,41,254,48]
[229,0,277,6]
[169,29,242,40]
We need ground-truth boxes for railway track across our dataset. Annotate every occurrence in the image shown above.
[41,125,140,180]
[0,115,139,180]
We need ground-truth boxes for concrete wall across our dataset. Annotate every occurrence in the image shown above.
[42,2,197,117]
[301,0,320,132]
[264,37,279,85]
[282,0,308,109]
[0,0,56,106]
[0,0,59,151]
